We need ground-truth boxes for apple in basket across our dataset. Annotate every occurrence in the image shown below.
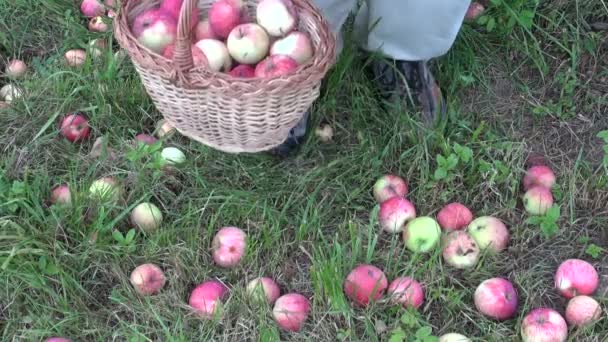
[195,19,218,41]
[132,9,177,53]
[227,23,270,65]
[162,44,208,67]
[209,0,244,39]
[256,0,298,37]
[160,0,199,30]
[194,39,233,72]
[255,55,298,78]
[229,64,256,78]
[270,31,313,65]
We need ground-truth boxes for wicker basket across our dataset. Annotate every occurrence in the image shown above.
[114,0,336,153]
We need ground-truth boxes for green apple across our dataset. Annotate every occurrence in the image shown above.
[130,202,163,232]
[89,177,121,203]
[161,147,186,166]
[402,216,441,253]
[466,216,509,253]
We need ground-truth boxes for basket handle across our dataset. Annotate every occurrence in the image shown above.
[173,0,197,74]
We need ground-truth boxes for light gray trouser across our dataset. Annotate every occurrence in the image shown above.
[312,0,471,61]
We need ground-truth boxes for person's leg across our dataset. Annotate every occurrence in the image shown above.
[270,0,357,157]
[355,0,470,123]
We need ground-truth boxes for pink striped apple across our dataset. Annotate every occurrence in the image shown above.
[378,197,416,233]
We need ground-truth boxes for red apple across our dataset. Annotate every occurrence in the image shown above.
[227,23,270,64]
[105,0,115,8]
[554,259,599,298]
[464,2,485,22]
[195,19,217,41]
[247,277,281,305]
[466,216,509,253]
[64,49,87,67]
[129,263,166,295]
[50,184,71,205]
[442,231,480,269]
[5,59,27,78]
[437,202,473,231]
[523,165,556,190]
[131,9,177,53]
[521,308,568,342]
[272,293,310,332]
[163,43,208,66]
[189,280,229,319]
[45,338,72,342]
[377,197,416,233]
[160,0,199,30]
[474,278,518,320]
[254,55,298,78]
[88,16,109,32]
[270,31,313,65]
[256,0,297,37]
[387,277,424,309]
[523,186,554,215]
[60,113,90,142]
[80,0,105,17]
[343,264,388,307]
[229,64,256,78]
[372,174,408,203]
[565,295,601,327]
[209,0,243,39]
[194,39,232,72]
[212,227,247,268]
[135,133,158,145]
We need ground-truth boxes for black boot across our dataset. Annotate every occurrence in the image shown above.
[268,110,310,158]
[370,59,447,125]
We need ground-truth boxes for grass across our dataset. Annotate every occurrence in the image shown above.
[1,0,607,341]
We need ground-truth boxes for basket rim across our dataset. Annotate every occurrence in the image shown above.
[113,0,337,91]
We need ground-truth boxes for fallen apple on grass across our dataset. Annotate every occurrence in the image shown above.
[523,186,554,215]
[270,31,313,65]
[134,133,158,145]
[523,165,556,190]
[156,119,176,138]
[255,54,298,77]
[189,280,229,319]
[5,59,27,78]
[130,202,163,232]
[272,293,311,332]
[129,263,166,295]
[565,295,601,327]
[60,113,90,142]
[314,123,333,142]
[0,84,24,103]
[227,23,270,64]
[209,0,243,39]
[464,2,485,22]
[161,147,186,166]
[45,338,72,342]
[474,277,518,320]
[89,177,122,203]
[88,39,107,60]
[520,308,568,342]
[80,0,105,17]
[64,49,87,67]
[466,216,509,253]
[228,64,256,78]
[439,333,471,342]
[88,16,109,32]
[131,9,177,53]
[378,197,416,233]
[256,0,297,37]
[212,227,247,268]
[194,39,233,72]
[373,174,408,203]
[50,184,72,205]
[437,202,473,231]
[402,216,441,253]
[442,231,480,269]
[386,277,424,309]
[246,277,281,305]
[343,264,388,307]
[554,259,599,298]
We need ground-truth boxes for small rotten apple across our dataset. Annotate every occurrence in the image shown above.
[554,259,599,298]
[130,202,163,232]
[466,216,509,253]
[386,277,424,309]
[520,308,568,342]
[129,263,166,295]
[523,186,554,216]
[437,202,473,231]
[0,84,24,103]
[474,277,518,320]
[565,295,601,327]
[442,231,480,269]
[60,113,90,142]
[523,165,556,191]
[402,216,441,253]
[314,123,333,142]
[64,49,87,67]
[256,0,297,37]
[378,197,416,233]
[372,174,408,203]
[464,2,485,22]
[88,16,109,32]
[156,119,176,138]
[343,264,388,307]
